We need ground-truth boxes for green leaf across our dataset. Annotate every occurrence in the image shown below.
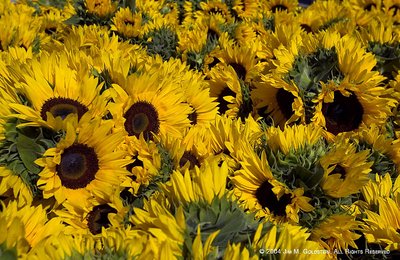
[16,134,44,174]
[64,15,81,25]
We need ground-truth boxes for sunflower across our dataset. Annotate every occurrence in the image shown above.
[253,45,305,126]
[176,68,218,129]
[0,200,65,255]
[232,0,261,20]
[94,227,158,259]
[120,135,162,198]
[362,197,400,250]
[356,173,399,211]
[232,22,260,50]
[294,7,322,34]
[310,214,361,252]
[231,138,314,223]
[177,18,209,57]
[130,198,187,257]
[55,191,127,236]
[313,76,394,138]
[205,115,260,170]
[356,18,400,82]
[89,44,148,93]
[35,118,131,205]
[0,80,19,142]
[155,132,208,172]
[0,202,30,258]
[24,233,97,260]
[196,0,234,23]
[250,222,327,260]
[345,0,383,12]
[160,158,229,205]
[8,52,110,130]
[110,7,143,39]
[207,33,262,84]
[61,25,136,59]
[0,166,33,207]
[263,31,389,127]
[264,124,326,155]
[383,0,400,23]
[84,0,118,19]
[222,243,258,260]
[136,14,180,61]
[0,45,34,66]
[208,66,244,119]
[306,0,351,32]
[0,3,40,51]
[263,0,299,13]
[37,4,74,52]
[139,159,266,256]
[109,80,190,142]
[346,124,400,178]
[319,140,372,198]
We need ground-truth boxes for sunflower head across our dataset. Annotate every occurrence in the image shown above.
[264,0,299,13]
[258,125,328,193]
[85,0,118,18]
[319,140,372,198]
[35,119,130,205]
[111,7,143,39]
[311,214,361,251]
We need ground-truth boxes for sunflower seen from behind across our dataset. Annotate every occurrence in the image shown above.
[232,124,320,223]
[144,159,270,257]
[356,18,400,82]
[343,124,400,179]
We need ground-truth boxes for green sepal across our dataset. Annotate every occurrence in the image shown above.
[285,47,343,122]
[141,26,180,61]
[181,195,272,256]
[119,0,137,13]
[368,42,400,81]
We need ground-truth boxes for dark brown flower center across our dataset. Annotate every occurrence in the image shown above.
[208,7,224,16]
[124,19,135,26]
[322,91,363,135]
[364,3,376,11]
[276,88,295,120]
[271,5,288,13]
[179,151,200,169]
[45,27,57,35]
[216,87,236,114]
[300,24,313,33]
[229,62,247,81]
[126,155,144,172]
[329,164,347,179]
[87,204,117,235]
[389,5,400,16]
[255,180,292,216]
[41,97,88,121]
[124,101,160,140]
[207,28,219,41]
[188,106,198,125]
[56,143,99,189]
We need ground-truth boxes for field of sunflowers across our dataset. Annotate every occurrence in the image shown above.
[2,0,400,259]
